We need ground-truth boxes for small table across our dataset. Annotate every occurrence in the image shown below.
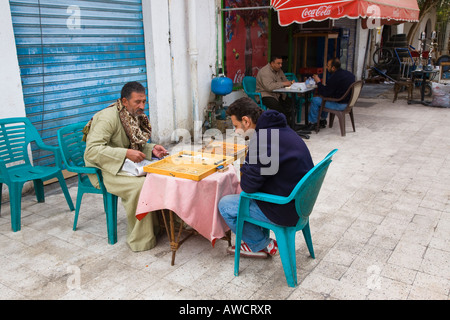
[274,86,316,139]
[410,69,439,105]
[136,165,241,265]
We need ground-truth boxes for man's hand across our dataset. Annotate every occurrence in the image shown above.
[152,145,169,159]
[126,149,146,163]
[313,74,321,84]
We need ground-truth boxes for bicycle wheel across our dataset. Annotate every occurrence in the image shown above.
[373,48,394,66]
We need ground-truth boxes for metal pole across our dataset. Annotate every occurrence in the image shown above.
[220,6,271,12]
[188,0,201,143]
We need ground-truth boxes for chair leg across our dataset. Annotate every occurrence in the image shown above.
[329,113,335,128]
[286,229,298,286]
[315,122,320,133]
[105,193,118,245]
[33,179,45,203]
[57,172,75,211]
[349,110,356,132]
[0,183,2,217]
[274,228,297,287]
[337,114,346,136]
[234,217,244,277]
[73,191,84,231]
[316,102,325,133]
[393,83,399,102]
[302,222,315,259]
[234,198,249,277]
[10,182,24,232]
[408,84,413,103]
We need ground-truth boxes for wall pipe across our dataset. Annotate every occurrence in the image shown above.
[188,0,201,143]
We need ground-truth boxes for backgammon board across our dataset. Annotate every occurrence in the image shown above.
[201,140,247,161]
[143,151,235,181]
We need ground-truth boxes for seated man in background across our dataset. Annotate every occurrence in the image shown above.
[84,81,168,252]
[256,55,294,125]
[218,97,314,258]
[307,58,355,130]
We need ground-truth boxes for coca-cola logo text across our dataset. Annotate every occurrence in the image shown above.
[302,5,332,19]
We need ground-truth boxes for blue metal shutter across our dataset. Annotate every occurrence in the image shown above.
[10,0,148,166]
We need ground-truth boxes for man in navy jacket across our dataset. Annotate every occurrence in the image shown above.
[219,97,314,258]
[307,58,355,130]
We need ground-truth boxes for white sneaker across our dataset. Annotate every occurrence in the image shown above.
[226,242,268,259]
[263,239,278,256]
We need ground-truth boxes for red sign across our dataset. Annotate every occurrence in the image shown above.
[271,0,420,27]
[301,5,332,19]
[224,0,269,84]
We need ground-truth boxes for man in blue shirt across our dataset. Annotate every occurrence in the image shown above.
[306,58,355,130]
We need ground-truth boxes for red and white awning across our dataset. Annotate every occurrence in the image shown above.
[271,0,420,26]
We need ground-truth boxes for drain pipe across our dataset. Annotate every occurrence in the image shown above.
[188,0,201,144]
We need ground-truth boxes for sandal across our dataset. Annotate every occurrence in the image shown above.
[226,242,268,259]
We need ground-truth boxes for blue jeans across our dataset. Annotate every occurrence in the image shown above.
[219,194,275,252]
[308,97,347,124]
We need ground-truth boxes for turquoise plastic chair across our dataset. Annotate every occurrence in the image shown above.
[242,76,267,110]
[284,72,298,82]
[234,149,338,287]
[0,117,75,231]
[57,122,118,245]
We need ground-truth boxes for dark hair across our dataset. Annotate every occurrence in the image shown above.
[270,55,284,63]
[121,81,146,100]
[329,57,341,70]
[226,97,263,124]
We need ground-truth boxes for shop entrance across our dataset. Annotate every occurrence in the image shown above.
[270,10,341,83]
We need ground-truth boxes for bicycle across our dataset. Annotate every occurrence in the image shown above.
[372,45,395,66]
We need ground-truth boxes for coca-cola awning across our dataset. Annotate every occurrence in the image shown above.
[271,0,420,26]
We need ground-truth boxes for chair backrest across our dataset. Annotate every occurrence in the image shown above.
[0,117,43,168]
[242,76,257,95]
[292,149,338,227]
[346,80,364,111]
[285,73,298,82]
[57,122,87,170]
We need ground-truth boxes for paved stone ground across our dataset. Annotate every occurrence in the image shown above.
[0,84,449,300]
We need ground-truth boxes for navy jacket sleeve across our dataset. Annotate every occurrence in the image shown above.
[239,136,268,193]
[317,69,355,103]
[240,163,266,193]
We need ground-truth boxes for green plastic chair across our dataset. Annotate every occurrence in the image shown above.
[0,117,75,231]
[234,149,338,287]
[284,72,298,82]
[57,122,118,245]
[242,76,267,110]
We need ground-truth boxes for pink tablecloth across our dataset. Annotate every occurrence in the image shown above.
[136,165,241,245]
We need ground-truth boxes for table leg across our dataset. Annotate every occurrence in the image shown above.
[305,91,311,125]
[294,92,311,139]
[410,72,435,106]
[225,230,232,247]
[159,209,197,266]
[158,209,231,265]
[420,76,426,102]
[290,96,296,129]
